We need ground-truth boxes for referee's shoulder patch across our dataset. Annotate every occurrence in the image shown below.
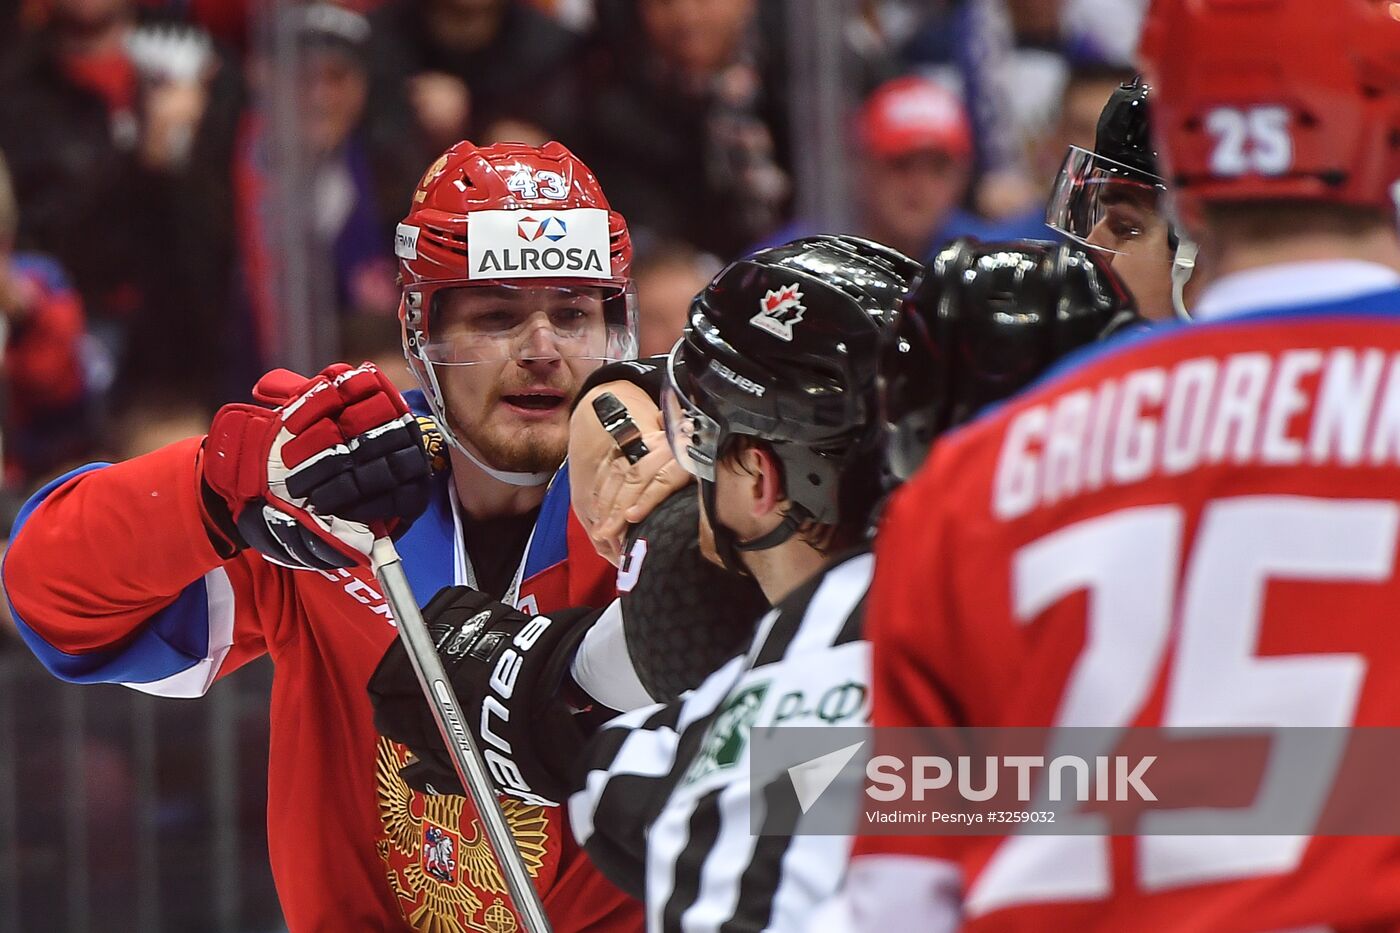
[682,679,770,786]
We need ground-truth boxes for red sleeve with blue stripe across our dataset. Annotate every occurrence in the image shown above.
[3,437,276,696]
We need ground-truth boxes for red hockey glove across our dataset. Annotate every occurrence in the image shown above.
[201,362,432,570]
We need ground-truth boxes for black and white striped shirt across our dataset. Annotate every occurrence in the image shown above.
[568,549,874,932]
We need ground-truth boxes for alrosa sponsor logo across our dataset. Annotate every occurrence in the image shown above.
[468,208,611,281]
[475,246,605,276]
[516,215,567,242]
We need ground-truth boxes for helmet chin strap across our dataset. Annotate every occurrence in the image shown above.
[445,432,555,487]
[419,356,555,487]
[735,510,806,552]
[700,478,807,575]
[1171,237,1199,321]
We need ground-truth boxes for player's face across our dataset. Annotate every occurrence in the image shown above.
[432,286,608,473]
[1086,188,1176,321]
[703,443,778,559]
[706,461,745,535]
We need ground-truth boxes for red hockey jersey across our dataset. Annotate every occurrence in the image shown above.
[3,398,641,932]
[851,262,1400,932]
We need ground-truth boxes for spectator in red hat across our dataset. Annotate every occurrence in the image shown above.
[756,75,997,260]
[856,75,982,258]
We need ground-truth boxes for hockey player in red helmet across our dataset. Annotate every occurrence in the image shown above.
[841,1,1400,931]
[3,140,644,933]
[397,140,638,488]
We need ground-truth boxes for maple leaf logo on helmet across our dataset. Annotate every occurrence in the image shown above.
[750,284,806,341]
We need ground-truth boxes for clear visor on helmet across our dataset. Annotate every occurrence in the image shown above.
[1046,146,1168,256]
[414,282,636,365]
[661,341,720,482]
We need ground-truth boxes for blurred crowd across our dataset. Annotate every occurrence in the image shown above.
[0,0,1148,662]
[0,0,1146,517]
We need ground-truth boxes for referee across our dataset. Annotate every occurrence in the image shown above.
[570,236,915,930]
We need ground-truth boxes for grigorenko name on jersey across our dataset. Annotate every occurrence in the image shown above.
[996,345,1400,520]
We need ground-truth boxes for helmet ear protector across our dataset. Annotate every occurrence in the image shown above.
[660,235,921,571]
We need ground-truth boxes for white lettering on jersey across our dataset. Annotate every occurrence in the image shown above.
[972,496,1394,915]
[1260,349,1323,464]
[992,407,1048,520]
[1041,389,1091,504]
[994,347,1400,519]
[1206,352,1269,463]
[1162,357,1217,474]
[1310,348,1386,464]
[617,538,648,593]
[1111,367,1166,484]
[317,567,394,620]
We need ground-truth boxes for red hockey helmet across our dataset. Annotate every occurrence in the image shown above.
[1139,0,1400,225]
[395,141,638,472]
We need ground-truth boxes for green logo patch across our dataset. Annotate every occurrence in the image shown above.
[684,681,770,785]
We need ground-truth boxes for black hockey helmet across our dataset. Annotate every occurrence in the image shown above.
[1094,74,1159,178]
[881,238,1142,481]
[663,235,921,567]
[1046,75,1198,319]
[1047,76,1165,248]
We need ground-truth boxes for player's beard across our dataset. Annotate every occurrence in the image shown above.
[447,407,566,473]
[438,363,575,474]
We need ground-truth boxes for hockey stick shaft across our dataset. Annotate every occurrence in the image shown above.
[369,537,553,933]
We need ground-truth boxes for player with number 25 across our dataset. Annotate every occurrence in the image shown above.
[841,1,1400,930]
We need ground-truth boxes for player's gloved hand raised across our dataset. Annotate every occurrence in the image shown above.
[200,362,431,570]
[368,586,597,806]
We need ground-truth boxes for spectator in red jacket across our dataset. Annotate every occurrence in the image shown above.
[0,150,101,488]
